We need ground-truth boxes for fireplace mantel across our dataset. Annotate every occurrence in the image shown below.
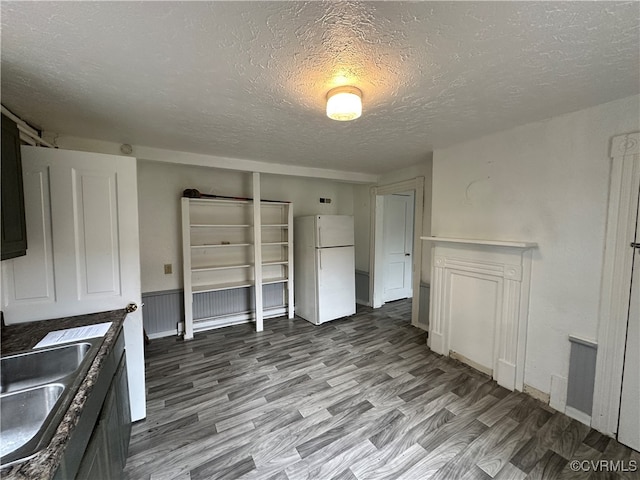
[421,236,537,249]
[421,236,537,391]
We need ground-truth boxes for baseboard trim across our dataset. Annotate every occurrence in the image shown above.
[496,359,516,391]
[523,384,551,404]
[565,406,592,426]
[147,329,178,340]
[450,351,493,377]
[193,307,288,334]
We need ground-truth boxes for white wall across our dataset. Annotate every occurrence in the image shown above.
[138,162,356,292]
[431,94,640,396]
[353,184,371,272]
[137,161,247,292]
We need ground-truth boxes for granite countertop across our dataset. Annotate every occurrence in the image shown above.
[0,309,128,480]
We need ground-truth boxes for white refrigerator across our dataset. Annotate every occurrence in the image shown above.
[294,215,356,325]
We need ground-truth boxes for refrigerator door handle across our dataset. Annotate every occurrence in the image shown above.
[318,226,322,247]
[319,250,322,269]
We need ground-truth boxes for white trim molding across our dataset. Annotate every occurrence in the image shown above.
[369,177,425,327]
[45,134,379,184]
[421,237,536,249]
[134,145,378,184]
[592,132,640,436]
[422,237,536,391]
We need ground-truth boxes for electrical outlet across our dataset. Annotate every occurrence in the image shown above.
[164,264,172,275]
[319,197,332,204]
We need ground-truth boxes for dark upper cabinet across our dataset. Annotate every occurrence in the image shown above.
[1,113,27,260]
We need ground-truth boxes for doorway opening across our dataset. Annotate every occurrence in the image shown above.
[369,178,425,329]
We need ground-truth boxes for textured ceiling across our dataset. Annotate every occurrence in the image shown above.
[1,1,639,175]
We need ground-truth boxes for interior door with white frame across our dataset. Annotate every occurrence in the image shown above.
[618,186,640,451]
[382,192,414,302]
[370,177,424,327]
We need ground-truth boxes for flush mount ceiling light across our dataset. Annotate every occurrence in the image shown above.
[326,86,362,121]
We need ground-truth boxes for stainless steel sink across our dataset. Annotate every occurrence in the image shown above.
[0,339,101,467]
[0,384,65,458]
[0,342,92,394]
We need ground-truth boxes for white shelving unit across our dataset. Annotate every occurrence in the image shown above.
[260,200,294,330]
[181,188,293,339]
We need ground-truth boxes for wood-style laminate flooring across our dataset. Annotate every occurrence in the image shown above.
[125,300,639,480]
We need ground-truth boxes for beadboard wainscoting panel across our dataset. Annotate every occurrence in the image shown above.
[142,284,285,338]
[193,284,285,320]
[355,270,370,305]
[567,336,598,417]
[192,287,253,320]
[142,289,183,339]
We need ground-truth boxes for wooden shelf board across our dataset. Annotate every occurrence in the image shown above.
[192,264,252,272]
[191,243,252,248]
[191,224,251,228]
[262,277,289,285]
[188,198,251,205]
[192,281,254,293]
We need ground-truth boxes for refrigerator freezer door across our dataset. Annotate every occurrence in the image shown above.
[316,215,354,248]
[317,246,356,323]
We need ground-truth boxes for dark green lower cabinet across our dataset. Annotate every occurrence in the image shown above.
[116,357,132,467]
[74,421,109,479]
[76,355,131,480]
[54,329,131,480]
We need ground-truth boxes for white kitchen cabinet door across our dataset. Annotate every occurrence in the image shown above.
[1,146,146,421]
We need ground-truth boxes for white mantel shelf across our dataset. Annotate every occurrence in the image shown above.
[421,236,537,249]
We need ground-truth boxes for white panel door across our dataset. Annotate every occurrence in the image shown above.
[2,162,55,307]
[1,147,146,422]
[618,188,640,450]
[382,193,414,302]
[317,246,355,322]
[316,215,354,248]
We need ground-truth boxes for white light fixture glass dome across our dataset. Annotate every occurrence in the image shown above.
[326,86,362,121]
